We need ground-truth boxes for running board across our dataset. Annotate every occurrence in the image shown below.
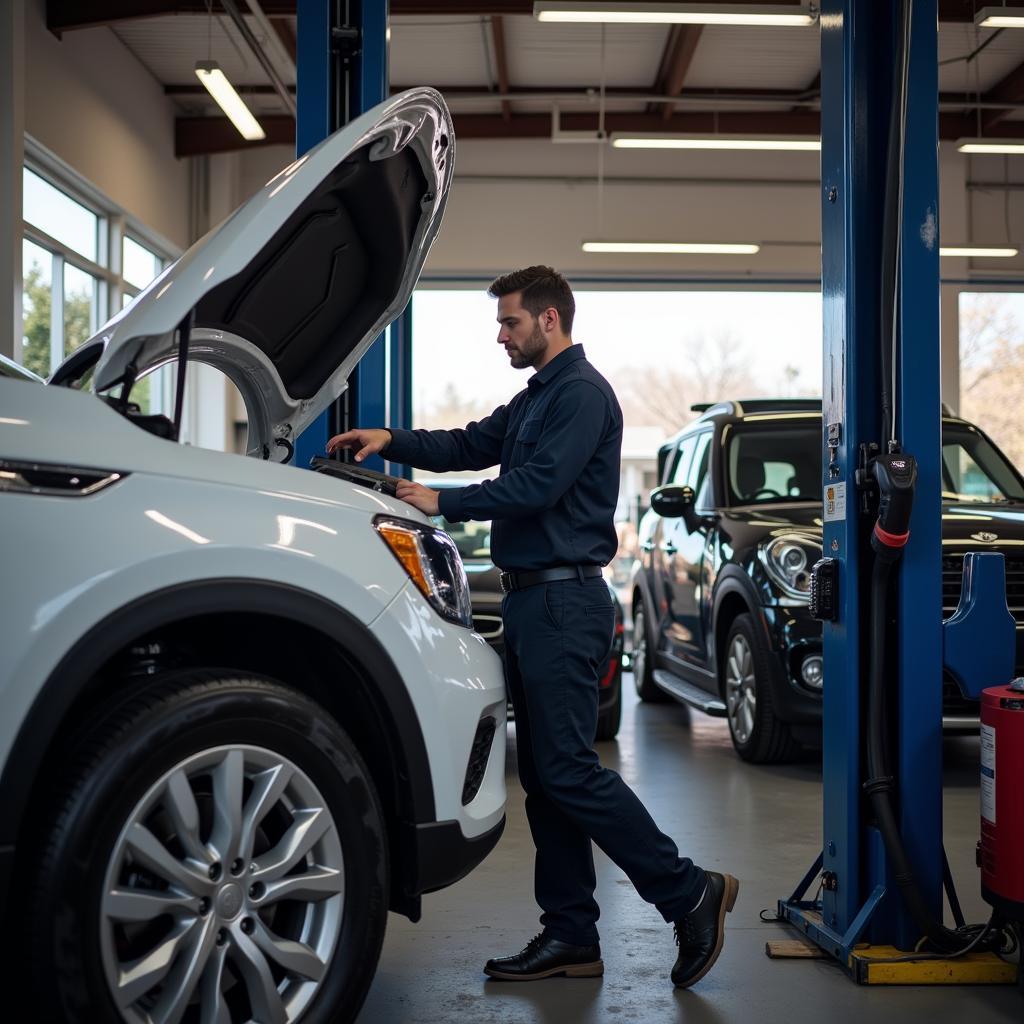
[653,670,727,717]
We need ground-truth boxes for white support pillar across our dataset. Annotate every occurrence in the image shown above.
[939,141,968,412]
[0,1,25,361]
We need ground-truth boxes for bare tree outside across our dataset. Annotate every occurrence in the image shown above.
[609,331,816,435]
[959,293,1024,468]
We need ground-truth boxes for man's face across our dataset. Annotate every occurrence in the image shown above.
[496,292,548,370]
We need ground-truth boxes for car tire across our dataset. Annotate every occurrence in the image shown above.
[631,600,669,703]
[25,671,388,1024]
[722,614,801,764]
[595,668,623,741]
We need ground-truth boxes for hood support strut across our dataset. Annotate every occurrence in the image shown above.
[172,310,194,442]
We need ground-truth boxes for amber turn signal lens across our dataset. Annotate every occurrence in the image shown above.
[375,522,432,597]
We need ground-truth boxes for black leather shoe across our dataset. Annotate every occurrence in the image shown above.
[484,932,604,981]
[671,871,739,988]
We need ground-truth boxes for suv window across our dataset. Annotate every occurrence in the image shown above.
[726,420,821,505]
[688,431,714,508]
[671,435,699,485]
[941,425,1024,503]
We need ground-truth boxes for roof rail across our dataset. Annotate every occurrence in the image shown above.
[691,398,822,416]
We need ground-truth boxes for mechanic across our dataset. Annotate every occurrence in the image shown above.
[326,265,738,988]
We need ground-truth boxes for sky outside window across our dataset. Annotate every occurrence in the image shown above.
[23,168,98,262]
[412,289,823,436]
[123,237,162,290]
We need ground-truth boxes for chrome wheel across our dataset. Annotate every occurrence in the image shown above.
[99,745,345,1024]
[725,634,757,745]
[632,609,647,684]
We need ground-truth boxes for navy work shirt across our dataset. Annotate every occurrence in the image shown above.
[384,344,623,571]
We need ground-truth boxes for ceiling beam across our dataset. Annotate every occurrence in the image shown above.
[177,108,1024,156]
[176,115,295,156]
[47,0,296,35]
[53,0,1024,34]
[490,15,513,122]
[655,26,704,121]
[48,0,534,33]
[982,60,1024,132]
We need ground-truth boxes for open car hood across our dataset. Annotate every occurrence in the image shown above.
[87,88,453,461]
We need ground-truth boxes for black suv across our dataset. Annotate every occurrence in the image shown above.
[630,399,1024,763]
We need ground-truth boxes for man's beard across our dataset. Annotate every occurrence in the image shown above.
[507,322,547,369]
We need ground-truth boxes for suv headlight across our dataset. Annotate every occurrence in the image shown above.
[374,515,473,628]
[760,536,819,600]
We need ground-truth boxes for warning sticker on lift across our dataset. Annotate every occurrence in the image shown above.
[981,723,996,824]
[824,482,847,522]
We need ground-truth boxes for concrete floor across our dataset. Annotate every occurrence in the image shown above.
[358,678,1022,1023]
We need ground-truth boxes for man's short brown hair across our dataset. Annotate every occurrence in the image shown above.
[488,265,575,335]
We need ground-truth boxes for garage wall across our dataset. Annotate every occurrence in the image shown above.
[429,139,821,282]
[23,0,190,251]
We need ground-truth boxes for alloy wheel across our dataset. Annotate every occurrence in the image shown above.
[632,609,647,684]
[99,744,345,1024]
[725,634,757,745]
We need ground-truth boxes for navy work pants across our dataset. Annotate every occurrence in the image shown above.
[502,575,706,946]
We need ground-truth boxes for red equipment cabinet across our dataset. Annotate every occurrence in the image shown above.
[979,682,1024,921]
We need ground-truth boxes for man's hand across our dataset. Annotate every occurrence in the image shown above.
[396,480,440,516]
[326,428,392,462]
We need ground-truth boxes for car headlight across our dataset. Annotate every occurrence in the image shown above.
[374,515,473,628]
[760,536,819,600]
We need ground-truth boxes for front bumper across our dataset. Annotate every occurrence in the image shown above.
[410,815,506,895]
[761,605,823,724]
[370,583,507,839]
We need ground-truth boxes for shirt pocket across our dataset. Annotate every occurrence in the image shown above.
[517,417,542,444]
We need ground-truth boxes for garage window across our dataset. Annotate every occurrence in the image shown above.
[19,154,173,391]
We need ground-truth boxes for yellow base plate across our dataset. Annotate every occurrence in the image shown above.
[849,945,1018,985]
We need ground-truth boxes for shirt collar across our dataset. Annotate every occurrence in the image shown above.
[528,344,586,390]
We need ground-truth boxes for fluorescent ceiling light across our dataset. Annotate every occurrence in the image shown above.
[940,246,1018,258]
[535,2,816,25]
[195,60,266,141]
[975,7,1024,28]
[583,241,761,254]
[956,137,1024,154]
[612,133,820,151]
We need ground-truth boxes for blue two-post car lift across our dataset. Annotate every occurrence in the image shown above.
[292,0,412,476]
[778,0,1015,983]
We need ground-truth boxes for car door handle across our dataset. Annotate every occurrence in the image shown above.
[641,541,655,552]
[660,542,677,554]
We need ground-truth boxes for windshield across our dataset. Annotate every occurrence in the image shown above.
[430,512,493,563]
[942,425,1024,504]
[725,417,822,506]
[724,416,1024,507]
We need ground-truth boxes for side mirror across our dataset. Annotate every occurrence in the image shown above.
[650,484,695,518]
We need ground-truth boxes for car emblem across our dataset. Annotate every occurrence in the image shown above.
[971,531,998,543]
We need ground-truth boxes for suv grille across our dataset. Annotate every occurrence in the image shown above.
[942,553,1024,622]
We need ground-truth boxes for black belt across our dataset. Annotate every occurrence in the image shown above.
[498,565,603,593]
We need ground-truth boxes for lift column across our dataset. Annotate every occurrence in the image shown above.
[782,0,943,958]
[293,0,407,472]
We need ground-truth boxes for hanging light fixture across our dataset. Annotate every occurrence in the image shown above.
[582,241,761,254]
[974,6,1024,28]
[611,133,820,151]
[939,246,1018,258]
[195,60,267,141]
[956,138,1024,154]
[534,2,817,26]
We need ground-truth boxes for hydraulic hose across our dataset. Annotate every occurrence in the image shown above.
[864,552,965,953]
[863,454,1009,955]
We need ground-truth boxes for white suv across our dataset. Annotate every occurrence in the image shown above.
[0,89,506,1024]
